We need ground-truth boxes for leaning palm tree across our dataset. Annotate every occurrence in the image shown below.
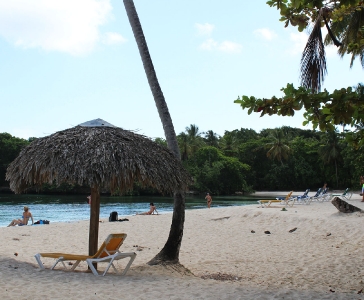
[265,129,291,164]
[123,0,186,265]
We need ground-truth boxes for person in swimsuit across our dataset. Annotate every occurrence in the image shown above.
[205,193,212,208]
[137,203,159,215]
[7,206,34,227]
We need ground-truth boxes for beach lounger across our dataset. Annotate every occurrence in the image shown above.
[34,233,136,276]
[257,199,283,207]
[308,188,322,202]
[258,191,295,207]
[330,188,352,201]
[277,191,295,207]
[294,189,310,204]
[319,188,331,202]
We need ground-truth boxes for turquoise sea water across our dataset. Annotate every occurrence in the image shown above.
[0,193,265,227]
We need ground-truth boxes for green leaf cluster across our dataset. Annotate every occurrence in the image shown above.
[235,83,364,144]
[0,133,29,186]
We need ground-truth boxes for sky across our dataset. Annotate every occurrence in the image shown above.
[0,0,362,140]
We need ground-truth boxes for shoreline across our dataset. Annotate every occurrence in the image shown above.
[1,192,364,299]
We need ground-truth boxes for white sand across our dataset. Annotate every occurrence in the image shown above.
[1,191,364,299]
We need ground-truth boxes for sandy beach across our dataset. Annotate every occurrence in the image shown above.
[1,191,364,299]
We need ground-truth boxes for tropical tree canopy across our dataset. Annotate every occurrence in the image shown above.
[4,124,364,193]
[264,128,292,163]
[235,1,364,147]
[235,83,364,135]
[267,0,364,92]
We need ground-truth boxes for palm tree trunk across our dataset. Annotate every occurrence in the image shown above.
[123,0,185,264]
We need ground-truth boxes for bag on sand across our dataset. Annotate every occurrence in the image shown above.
[34,220,50,225]
[109,211,118,222]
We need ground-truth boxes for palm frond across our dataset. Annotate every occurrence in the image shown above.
[300,13,327,92]
[323,15,342,47]
[328,9,364,68]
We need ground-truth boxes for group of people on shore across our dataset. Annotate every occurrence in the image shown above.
[7,193,213,227]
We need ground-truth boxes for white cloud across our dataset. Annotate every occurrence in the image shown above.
[199,38,242,53]
[195,23,215,36]
[102,32,126,45]
[217,41,243,53]
[0,0,114,55]
[286,31,308,56]
[196,22,242,54]
[253,28,277,41]
[199,38,218,51]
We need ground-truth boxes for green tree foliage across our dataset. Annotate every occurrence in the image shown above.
[189,147,250,194]
[235,83,364,145]
[234,1,364,147]
[318,129,343,187]
[219,131,239,157]
[0,133,29,186]
[264,128,292,163]
[185,124,205,155]
[287,136,322,189]
[153,137,167,147]
[203,130,220,147]
[2,125,361,193]
[237,139,272,188]
[267,0,364,91]
[177,125,206,161]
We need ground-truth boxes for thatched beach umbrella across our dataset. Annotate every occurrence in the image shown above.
[6,118,191,259]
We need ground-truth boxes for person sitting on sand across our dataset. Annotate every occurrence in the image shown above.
[8,206,34,227]
[205,193,212,208]
[137,203,159,215]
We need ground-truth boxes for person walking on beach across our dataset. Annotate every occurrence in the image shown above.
[205,193,212,208]
[87,195,91,205]
[137,203,159,215]
[7,206,34,227]
[360,176,364,202]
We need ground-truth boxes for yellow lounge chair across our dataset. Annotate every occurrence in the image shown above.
[258,191,295,207]
[257,199,283,207]
[34,233,136,276]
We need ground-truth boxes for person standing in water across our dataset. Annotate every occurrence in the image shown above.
[205,193,212,208]
[8,206,34,227]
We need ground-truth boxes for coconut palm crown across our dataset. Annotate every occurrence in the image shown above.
[6,119,192,194]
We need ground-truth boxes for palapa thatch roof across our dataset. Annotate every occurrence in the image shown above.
[6,119,192,194]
